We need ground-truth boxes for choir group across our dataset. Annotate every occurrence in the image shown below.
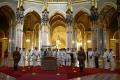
[4,47,116,72]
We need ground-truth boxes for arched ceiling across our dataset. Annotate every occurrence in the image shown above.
[100,5,117,38]
[74,10,90,31]
[100,5,117,27]
[49,12,66,32]
[23,11,41,32]
[0,5,15,37]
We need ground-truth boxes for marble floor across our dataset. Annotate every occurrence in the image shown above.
[0,72,120,80]
[0,73,16,80]
[71,73,120,80]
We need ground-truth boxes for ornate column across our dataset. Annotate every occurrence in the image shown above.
[73,27,77,49]
[103,23,107,49]
[41,9,49,47]
[15,0,24,48]
[38,24,41,50]
[90,6,99,49]
[66,9,73,49]
[117,0,120,60]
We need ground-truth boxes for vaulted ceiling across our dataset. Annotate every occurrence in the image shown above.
[100,5,117,38]
[0,5,15,37]
[49,13,66,34]
[74,10,90,31]
[23,11,41,32]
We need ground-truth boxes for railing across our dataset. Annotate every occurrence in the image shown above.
[24,0,90,4]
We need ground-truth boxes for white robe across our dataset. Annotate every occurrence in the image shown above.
[56,51,62,66]
[88,51,94,68]
[27,51,32,66]
[61,51,66,66]
[103,51,110,69]
[66,53,71,66]
[109,51,116,71]
[19,50,25,66]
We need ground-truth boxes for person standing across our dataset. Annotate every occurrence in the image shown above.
[13,47,21,70]
[109,49,116,71]
[88,48,94,68]
[77,47,86,72]
[4,48,9,66]
[20,48,26,66]
[27,49,32,66]
[93,48,99,68]
[103,49,110,69]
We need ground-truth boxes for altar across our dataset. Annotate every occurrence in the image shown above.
[41,57,58,70]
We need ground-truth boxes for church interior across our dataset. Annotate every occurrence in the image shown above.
[0,0,120,80]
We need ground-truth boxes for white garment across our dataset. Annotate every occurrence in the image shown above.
[88,51,94,68]
[103,51,110,69]
[66,53,71,66]
[61,51,66,66]
[27,51,32,61]
[20,50,25,66]
[27,50,32,66]
[109,51,116,71]
[56,51,61,66]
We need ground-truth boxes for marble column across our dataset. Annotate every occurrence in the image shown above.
[66,9,73,49]
[41,9,50,47]
[103,24,107,49]
[38,24,41,50]
[8,27,12,54]
[15,5,24,49]
[72,28,77,49]
[91,22,97,49]
[118,16,120,61]
[117,0,120,61]
[41,24,50,47]
[118,15,120,60]
[15,23,23,49]
[90,6,99,50]
[66,26,73,49]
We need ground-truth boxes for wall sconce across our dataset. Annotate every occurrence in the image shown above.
[87,40,91,43]
[2,37,8,40]
[110,38,116,41]
[26,39,30,42]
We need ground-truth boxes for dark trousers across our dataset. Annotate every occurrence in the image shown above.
[95,56,99,68]
[79,64,83,72]
[79,61,85,72]
[14,60,19,70]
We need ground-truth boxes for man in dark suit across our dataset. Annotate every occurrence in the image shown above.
[13,47,21,70]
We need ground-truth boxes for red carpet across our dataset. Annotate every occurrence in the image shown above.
[0,66,120,80]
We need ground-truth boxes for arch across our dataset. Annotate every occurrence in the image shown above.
[49,10,66,19]
[113,30,119,39]
[0,2,16,14]
[73,7,90,17]
[24,10,41,31]
[0,5,16,32]
[24,7,41,17]
[98,2,117,13]
[49,12,66,30]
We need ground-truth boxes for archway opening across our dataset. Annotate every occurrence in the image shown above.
[0,5,15,57]
[100,5,118,59]
[74,10,90,51]
[23,11,41,50]
[50,12,66,49]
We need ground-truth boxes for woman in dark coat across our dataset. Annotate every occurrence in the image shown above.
[77,47,86,72]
